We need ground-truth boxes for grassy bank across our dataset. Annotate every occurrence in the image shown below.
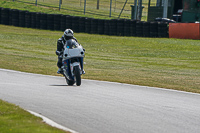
[0,24,200,93]
[0,100,70,133]
[0,0,128,20]
[0,0,149,20]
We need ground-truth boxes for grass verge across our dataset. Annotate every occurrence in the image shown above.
[0,99,70,133]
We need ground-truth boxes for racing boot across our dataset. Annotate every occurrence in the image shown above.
[57,68,62,74]
[82,69,85,74]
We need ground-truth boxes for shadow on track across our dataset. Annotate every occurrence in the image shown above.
[49,84,68,86]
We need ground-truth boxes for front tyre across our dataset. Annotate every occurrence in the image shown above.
[74,66,81,86]
[64,76,74,86]
[66,79,75,86]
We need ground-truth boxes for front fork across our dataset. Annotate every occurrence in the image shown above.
[62,59,73,80]
[80,57,84,72]
[70,62,82,76]
[62,57,83,80]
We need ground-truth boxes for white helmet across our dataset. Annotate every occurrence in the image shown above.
[64,29,74,39]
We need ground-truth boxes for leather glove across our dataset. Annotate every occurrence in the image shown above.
[56,51,63,56]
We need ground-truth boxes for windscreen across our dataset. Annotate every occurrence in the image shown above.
[65,39,78,49]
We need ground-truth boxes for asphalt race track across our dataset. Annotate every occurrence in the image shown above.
[0,68,200,133]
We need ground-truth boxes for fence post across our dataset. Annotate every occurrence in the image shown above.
[163,0,168,18]
[134,0,137,20]
[84,0,86,14]
[35,0,37,6]
[109,0,112,17]
[137,0,142,20]
[97,0,99,9]
[118,0,128,18]
[59,0,61,11]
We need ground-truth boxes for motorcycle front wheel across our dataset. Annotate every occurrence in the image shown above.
[65,76,74,86]
[74,66,81,86]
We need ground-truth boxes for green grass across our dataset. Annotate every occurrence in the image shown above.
[0,0,149,20]
[0,24,200,93]
[0,24,200,132]
[0,100,70,133]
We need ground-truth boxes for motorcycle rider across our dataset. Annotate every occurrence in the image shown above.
[56,29,85,74]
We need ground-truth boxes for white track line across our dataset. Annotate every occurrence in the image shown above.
[27,110,79,133]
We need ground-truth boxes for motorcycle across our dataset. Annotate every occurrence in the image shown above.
[60,39,85,86]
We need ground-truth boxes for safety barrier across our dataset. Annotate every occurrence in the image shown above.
[0,7,169,38]
[169,23,200,39]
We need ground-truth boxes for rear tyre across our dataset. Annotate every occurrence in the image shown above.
[74,66,81,86]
